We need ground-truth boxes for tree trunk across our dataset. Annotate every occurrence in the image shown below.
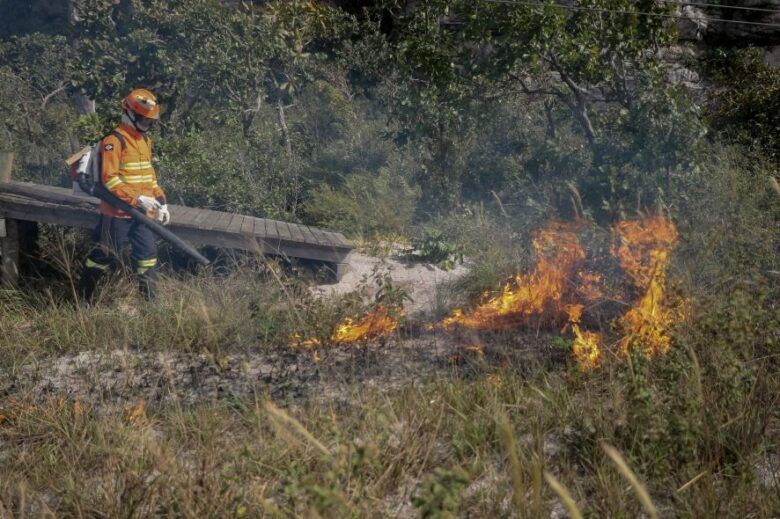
[277,98,299,215]
[277,98,293,159]
[68,0,96,118]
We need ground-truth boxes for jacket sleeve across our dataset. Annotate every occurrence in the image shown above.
[101,134,141,207]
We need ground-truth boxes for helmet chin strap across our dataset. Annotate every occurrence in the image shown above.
[123,110,149,133]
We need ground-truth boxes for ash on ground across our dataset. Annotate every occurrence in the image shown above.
[0,331,564,413]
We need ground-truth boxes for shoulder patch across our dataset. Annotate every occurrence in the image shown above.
[104,143,114,151]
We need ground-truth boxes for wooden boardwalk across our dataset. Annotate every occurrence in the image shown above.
[0,181,354,283]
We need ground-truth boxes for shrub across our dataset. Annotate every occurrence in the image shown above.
[302,168,419,239]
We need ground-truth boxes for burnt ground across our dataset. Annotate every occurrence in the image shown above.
[0,328,568,413]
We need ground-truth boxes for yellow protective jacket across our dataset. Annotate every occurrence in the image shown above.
[99,123,166,218]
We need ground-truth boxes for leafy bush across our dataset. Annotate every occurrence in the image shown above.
[705,47,780,162]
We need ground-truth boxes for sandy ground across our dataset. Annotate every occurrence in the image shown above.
[314,251,470,316]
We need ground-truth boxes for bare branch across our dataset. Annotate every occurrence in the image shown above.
[41,83,66,110]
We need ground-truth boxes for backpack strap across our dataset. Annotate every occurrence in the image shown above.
[90,130,128,189]
[107,130,127,151]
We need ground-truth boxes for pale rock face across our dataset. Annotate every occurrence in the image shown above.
[659,45,704,89]
[765,45,780,66]
[678,5,710,41]
[675,0,780,46]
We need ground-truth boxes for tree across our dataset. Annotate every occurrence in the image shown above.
[361,0,702,218]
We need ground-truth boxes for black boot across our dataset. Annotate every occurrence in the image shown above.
[78,266,105,303]
[138,268,158,301]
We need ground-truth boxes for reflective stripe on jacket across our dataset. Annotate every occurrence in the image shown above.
[100,123,166,218]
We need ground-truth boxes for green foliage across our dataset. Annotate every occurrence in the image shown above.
[674,145,780,288]
[303,169,420,239]
[412,467,471,518]
[405,228,464,271]
[705,47,780,162]
[0,33,75,181]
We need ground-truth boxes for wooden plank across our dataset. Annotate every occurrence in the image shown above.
[0,196,98,229]
[0,181,355,269]
[0,153,14,182]
[309,226,332,247]
[276,220,293,241]
[334,232,353,248]
[227,213,244,234]
[297,224,317,245]
[175,229,349,263]
[171,206,198,225]
[211,210,233,232]
[0,181,98,210]
[1,218,20,286]
[248,217,268,254]
[252,217,266,238]
[251,217,269,253]
[191,207,212,230]
[204,209,226,231]
[327,231,351,248]
[65,146,91,168]
[287,222,306,244]
[306,225,329,246]
[320,230,342,248]
[240,215,255,235]
[265,219,279,240]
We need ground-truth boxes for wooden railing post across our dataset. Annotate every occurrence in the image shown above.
[0,152,14,182]
[1,217,20,287]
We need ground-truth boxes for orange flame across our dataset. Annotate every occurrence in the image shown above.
[613,216,679,357]
[294,304,399,348]
[442,221,595,330]
[572,324,603,371]
[439,215,681,370]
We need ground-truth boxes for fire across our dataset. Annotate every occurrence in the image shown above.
[612,216,678,288]
[440,215,681,369]
[572,324,603,371]
[567,303,603,370]
[613,216,679,356]
[331,304,399,344]
[294,304,399,348]
[442,221,596,330]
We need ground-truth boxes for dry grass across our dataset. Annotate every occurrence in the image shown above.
[1,273,778,516]
[0,344,777,517]
[0,155,778,516]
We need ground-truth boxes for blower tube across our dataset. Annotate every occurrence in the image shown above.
[84,180,210,267]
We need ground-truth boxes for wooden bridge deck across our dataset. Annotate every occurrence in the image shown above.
[0,181,354,273]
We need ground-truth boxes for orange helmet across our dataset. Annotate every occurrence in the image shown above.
[121,88,160,120]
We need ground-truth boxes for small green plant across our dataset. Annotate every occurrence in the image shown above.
[412,467,471,518]
[405,228,464,271]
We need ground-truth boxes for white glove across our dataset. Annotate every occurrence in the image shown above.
[137,195,161,213]
[155,204,171,226]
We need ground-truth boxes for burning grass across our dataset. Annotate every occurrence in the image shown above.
[293,304,401,351]
[441,215,683,369]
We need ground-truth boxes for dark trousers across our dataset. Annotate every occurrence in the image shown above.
[80,215,159,300]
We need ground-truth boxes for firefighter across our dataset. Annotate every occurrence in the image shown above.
[80,88,170,300]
